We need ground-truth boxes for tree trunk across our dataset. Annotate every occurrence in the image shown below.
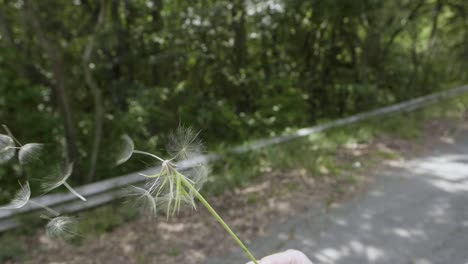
[23,1,80,179]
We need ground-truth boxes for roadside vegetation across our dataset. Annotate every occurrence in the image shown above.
[1,93,467,263]
[1,1,467,199]
[1,1,467,262]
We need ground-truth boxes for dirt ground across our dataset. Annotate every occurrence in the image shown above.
[6,116,466,264]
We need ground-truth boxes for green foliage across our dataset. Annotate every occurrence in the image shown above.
[0,0,467,195]
[76,202,140,237]
[207,94,468,197]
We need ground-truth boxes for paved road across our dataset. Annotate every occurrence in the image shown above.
[209,131,468,264]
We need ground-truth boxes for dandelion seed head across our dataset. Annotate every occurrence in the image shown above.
[177,163,209,191]
[166,126,204,161]
[145,176,163,194]
[122,127,210,218]
[0,181,30,210]
[158,192,195,216]
[0,134,15,164]
[142,163,199,216]
[46,216,78,240]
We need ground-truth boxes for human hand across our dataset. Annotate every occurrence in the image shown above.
[246,249,313,264]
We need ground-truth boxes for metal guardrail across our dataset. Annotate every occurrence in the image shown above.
[1,84,468,232]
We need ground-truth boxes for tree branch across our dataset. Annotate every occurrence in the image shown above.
[383,0,426,55]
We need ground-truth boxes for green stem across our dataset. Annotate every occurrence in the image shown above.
[179,175,258,264]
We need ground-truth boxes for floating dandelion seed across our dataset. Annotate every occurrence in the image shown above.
[41,162,87,201]
[0,181,59,216]
[120,126,259,263]
[0,134,16,165]
[166,126,204,161]
[124,185,158,216]
[0,126,80,238]
[44,215,78,240]
[18,143,44,165]
[0,181,31,210]
[116,134,135,165]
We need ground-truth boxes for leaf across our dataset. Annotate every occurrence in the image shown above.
[116,134,135,165]
[0,182,31,210]
[0,134,15,165]
[18,143,44,165]
[45,216,78,240]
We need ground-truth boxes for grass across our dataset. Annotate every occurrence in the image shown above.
[74,201,139,239]
[0,199,141,262]
[0,233,25,262]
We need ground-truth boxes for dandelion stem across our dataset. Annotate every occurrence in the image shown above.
[29,200,60,217]
[63,182,87,201]
[179,173,258,264]
[133,150,165,162]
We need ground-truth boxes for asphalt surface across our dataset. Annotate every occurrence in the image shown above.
[209,131,468,264]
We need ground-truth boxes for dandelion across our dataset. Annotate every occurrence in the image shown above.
[41,162,87,201]
[0,181,59,216]
[43,215,78,240]
[118,127,259,264]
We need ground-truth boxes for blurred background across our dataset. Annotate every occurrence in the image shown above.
[0,0,468,262]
